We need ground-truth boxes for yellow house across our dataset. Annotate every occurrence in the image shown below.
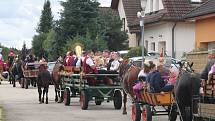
[187,0,215,50]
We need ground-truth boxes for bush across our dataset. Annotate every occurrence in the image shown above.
[127,46,147,58]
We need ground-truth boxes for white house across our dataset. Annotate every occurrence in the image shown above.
[111,0,205,59]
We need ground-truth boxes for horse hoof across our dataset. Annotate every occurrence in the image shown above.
[46,102,48,104]
[122,111,127,115]
[55,99,58,102]
[39,101,42,104]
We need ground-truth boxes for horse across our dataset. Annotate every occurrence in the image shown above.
[175,61,201,121]
[52,60,64,103]
[37,64,51,104]
[119,59,141,114]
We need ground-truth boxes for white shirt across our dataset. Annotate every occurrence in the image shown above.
[76,56,95,67]
[110,60,120,71]
[138,70,147,78]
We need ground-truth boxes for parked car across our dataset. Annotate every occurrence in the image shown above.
[47,62,56,74]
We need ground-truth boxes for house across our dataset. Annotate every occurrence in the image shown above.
[111,0,206,59]
[186,0,215,50]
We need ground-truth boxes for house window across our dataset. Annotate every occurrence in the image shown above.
[145,40,148,51]
[151,42,155,51]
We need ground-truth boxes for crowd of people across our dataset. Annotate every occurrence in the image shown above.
[63,50,122,73]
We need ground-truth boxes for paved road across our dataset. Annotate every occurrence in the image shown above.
[0,81,178,121]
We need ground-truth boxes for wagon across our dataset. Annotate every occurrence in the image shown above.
[193,75,215,121]
[131,89,177,121]
[59,67,123,110]
[22,62,47,89]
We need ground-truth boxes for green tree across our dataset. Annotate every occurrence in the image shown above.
[43,29,56,61]
[32,34,47,58]
[21,42,27,61]
[97,9,128,51]
[37,0,53,33]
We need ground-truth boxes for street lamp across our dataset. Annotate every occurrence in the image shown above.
[137,0,147,67]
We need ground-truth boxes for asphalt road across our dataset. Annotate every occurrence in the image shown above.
[0,81,179,121]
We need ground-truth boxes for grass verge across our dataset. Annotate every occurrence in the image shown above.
[0,106,5,121]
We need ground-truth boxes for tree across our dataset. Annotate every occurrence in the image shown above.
[32,34,47,58]
[21,42,27,61]
[97,9,128,51]
[51,0,100,57]
[43,29,56,61]
[37,0,53,33]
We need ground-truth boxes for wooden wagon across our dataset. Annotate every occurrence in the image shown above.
[59,66,123,110]
[22,62,47,89]
[193,75,215,121]
[131,89,177,121]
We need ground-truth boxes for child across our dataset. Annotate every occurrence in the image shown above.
[133,63,150,100]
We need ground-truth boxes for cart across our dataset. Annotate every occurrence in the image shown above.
[22,62,47,89]
[59,68,123,110]
[131,89,177,121]
[193,75,215,121]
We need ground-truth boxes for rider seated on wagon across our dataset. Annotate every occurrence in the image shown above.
[64,51,76,66]
[207,63,215,90]
[133,62,150,100]
[26,54,36,70]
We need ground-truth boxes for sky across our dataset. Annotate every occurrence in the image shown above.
[0,0,111,50]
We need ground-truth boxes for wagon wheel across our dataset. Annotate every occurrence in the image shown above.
[64,88,70,106]
[80,90,88,110]
[141,105,152,121]
[113,90,122,109]
[24,78,28,89]
[131,103,141,121]
[168,104,177,121]
[95,97,103,105]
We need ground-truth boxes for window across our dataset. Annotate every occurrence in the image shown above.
[122,18,125,32]
[145,40,148,51]
[151,42,155,51]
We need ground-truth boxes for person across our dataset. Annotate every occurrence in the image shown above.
[26,54,35,70]
[107,52,114,71]
[93,51,104,67]
[64,51,76,66]
[0,48,4,83]
[82,50,98,86]
[103,50,110,66]
[133,63,150,100]
[109,52,120,72]
[207,63,215,90]
[147,61,174,93]
[201,50,215,94]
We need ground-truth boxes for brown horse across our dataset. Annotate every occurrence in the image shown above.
[37,65,51,104]
[119,59,141,114]
[52,61,64,102]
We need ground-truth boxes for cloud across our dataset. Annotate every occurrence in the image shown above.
[0,0,111,50]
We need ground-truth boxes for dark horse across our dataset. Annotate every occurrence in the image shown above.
[37,64,51,104]
[119,59,141,114]
[175,61,201,121]
[52,60,64,103]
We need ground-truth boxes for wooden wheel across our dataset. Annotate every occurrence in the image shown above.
[131,103,141,121]
[80,90,88,110]
[64,88,70,106]
[113,90,122,109]
[142,105,152,121]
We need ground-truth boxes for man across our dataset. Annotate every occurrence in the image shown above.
[82,51,98,86]
[83,50,97,74]
[200,50,215,95]
[64,51,75,66]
